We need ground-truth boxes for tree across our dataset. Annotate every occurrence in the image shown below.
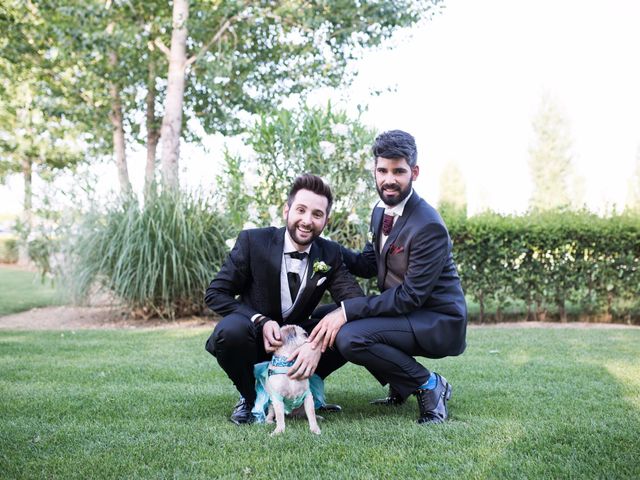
[0,3,93,265]
[528,94,573,211]
[156,0,441,191]
[2,1,441,194]
[1,0,169,196]
[438,160,467,218]
[0,78,85,262]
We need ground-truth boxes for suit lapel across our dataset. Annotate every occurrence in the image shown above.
[371,207,384,253]
[306,241,320,282]
[383,192,420,251]
[378,192,420,282]
[267,228,285,319]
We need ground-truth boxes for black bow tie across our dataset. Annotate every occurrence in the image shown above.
[286,251,308,260]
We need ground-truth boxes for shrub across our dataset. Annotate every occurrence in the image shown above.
[218,103,377,251]
[448,210,640,323]
[66,191,230,319]
[0,237,18,263]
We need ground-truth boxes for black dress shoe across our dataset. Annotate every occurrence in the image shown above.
[230,397,255,425]
[415,373,452,424]
[317,403,342,413]
[370,386,405,406]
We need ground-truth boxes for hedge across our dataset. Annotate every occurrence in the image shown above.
[447,211,640,324]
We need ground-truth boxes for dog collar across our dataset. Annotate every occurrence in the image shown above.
[270,355,294,368]
[268,355,294,377]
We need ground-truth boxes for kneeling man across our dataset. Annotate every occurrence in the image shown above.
[205,174,363,424]
[310,130,468,424]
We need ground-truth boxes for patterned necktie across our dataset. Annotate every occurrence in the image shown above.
[382,213,395,236]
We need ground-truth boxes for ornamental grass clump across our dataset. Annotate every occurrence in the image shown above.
[67,191,229,319]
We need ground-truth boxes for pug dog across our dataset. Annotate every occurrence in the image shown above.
[265,324,321,436]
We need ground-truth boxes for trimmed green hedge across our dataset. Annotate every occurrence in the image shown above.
[448,211,640,324]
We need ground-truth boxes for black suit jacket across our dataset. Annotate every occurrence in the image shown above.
[205,227,363,325]
[341,192,467,358]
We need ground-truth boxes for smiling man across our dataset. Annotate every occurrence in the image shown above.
[309,130,468,425]
[205,174,363,425]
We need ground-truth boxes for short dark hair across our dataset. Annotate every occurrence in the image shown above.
[372,130,418,168]
[287,174,333,215]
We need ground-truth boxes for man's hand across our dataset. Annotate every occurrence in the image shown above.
[262,320,283,353]
[308,308,347,353]
[287,342,321,380]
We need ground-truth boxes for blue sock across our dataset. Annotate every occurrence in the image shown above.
[417,372,437,390]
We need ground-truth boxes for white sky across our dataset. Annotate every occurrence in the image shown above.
[342,0,640,214]
[2,0,640,216]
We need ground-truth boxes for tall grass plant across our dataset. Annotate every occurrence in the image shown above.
[66,191,229,318]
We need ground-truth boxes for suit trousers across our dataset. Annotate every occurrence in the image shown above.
[334,315,431,400]
[205,312,347,403]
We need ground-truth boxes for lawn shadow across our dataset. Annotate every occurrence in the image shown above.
[446,328,640,478]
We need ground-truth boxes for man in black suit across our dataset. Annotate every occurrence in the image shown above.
[205,174,363,424]
[309,130,467,424]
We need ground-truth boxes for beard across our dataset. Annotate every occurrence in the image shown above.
[376,179,413,207]
[286,219,322,246]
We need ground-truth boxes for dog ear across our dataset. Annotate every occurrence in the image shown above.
[282,326,297,344]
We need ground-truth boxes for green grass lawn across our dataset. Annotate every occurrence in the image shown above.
[1,326,639,479]
[0,267,62,316]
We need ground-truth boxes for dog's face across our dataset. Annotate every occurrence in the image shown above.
[279,325,308,350]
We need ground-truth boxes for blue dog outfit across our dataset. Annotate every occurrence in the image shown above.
[251,355,325,423]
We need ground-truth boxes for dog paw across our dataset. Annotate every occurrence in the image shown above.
[270,427,284,436]
[310,426,321,435]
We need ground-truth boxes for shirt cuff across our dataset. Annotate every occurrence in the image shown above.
[251,313,264,323]
[341,301,348,322]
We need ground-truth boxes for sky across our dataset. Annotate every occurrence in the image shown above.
[2,0,640,217]
[342,0,640,214]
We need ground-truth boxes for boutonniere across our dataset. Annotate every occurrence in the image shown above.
[389,244,404,255]
[313,260,331,274]
[367,231,374,243]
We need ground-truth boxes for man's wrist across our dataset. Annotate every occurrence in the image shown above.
[252,314,272,328]
[340,301,348,322]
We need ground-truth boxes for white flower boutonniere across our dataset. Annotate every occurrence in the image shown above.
[367,231,374,243]
[313,260,331,274]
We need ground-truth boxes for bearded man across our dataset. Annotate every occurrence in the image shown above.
[205,174,363,425]
[309,130,468,425]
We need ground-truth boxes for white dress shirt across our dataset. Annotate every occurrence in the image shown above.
[280,230,311,318]
[250,230,311,324]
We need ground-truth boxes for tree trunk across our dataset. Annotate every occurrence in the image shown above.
[557,298,567,323]
[144,59,160,199]
[18,157,33,265]
[478,292,485,324]
[160,0,189,192]
[605,292,614,322]
[535,299,547,322]
[108,51,132,196]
